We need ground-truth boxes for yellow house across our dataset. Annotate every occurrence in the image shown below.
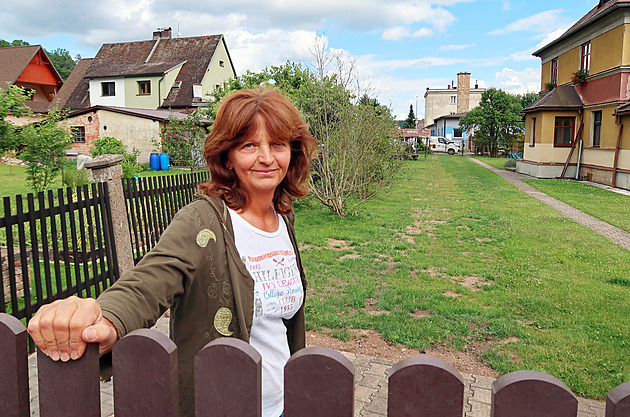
[518,0,630,190]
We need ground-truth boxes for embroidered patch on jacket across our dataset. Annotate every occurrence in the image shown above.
[196,229,216,247]
[214,307,233,336]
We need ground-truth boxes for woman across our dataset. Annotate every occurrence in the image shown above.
[27,88,318,417]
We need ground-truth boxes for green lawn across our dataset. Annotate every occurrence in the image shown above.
[523,178,630,234]
[472,155,512,170]
[0,163,198,198]
[296,155,629,400]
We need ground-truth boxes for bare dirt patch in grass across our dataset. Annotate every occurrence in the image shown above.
[364,298,390,316]
[339,253,361,260]
[306,329,498,377]
[421,267,444,277]
[326,238,353,250]
[453,275,493,291]
[442,291,460,298]
[411,309,431,319]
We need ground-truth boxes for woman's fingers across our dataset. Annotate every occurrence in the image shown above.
[27,302,57,357]
[82,320,118,356]
[27,296,104,361]
[67,297,102,359]
[51,298,79,361]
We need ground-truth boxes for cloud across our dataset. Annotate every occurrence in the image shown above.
[488,9,569,35]
[382,26,434,41]
[440,44,475,51]
[225,29,320,74]
[492,67,541,93]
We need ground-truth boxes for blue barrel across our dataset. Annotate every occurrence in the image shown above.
[150,153,160,171]
[160,153,170,171]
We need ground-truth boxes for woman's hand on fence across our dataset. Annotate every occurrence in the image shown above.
[27,296,119,361]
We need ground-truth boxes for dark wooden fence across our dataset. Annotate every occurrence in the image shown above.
[123,170,209,264]
[0,183,117,333]
[1,313,629,417]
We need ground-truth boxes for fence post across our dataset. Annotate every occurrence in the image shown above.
[0,313,29,417]
[37,343,100,417]
[606,381,630,417]
[388,356,464,417]
[195,337,262,417]
[85,154,134,274]
[284,346,355,417]
[491,370,577,417]
[112,328,179,417]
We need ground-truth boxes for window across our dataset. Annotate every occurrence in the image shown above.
[554,117,575,146]
[138,81,151,95]
[580,41,591,73]
[450,96,456,104]
[71,126,85,143]
[530,117,536,146]
[592,111,602,147]
[453,127,463,138]
[101,82,115,96]
[550,58,558,85]
[219,60,225,67]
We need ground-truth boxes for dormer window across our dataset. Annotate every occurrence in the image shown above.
[580,41,591,73]
[138,81,151,95]
[101,82,115,96]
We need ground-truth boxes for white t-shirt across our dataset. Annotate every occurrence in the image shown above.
[228,208,304,417]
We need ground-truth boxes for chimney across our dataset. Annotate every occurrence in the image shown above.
[457,72,471,114]
[153,27,172,40]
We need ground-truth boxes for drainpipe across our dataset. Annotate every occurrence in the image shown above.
[612,115,623,188]
[575,140,583,180]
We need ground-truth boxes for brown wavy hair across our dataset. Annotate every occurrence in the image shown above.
[199,88,317,215]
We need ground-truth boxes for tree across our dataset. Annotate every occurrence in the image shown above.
[0,39,30,47]
[0,83,32,154]
[46,48,79,80]
[404,104,416,129]
[18,108,72,191]
[459,88,524,157]
[160,113,209,171]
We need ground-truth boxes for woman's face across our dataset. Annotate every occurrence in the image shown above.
[226,116,291,201]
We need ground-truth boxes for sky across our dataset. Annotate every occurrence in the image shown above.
[0,0,597,120]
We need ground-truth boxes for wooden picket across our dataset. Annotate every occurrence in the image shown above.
[1,313,629,417]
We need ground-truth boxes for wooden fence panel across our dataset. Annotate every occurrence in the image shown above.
[606,381,630,417]
[112,328,179,417]
[195,337,262,417]
[491,370,578,417]
[388,356,464,417]
[0,313,29,417]
[37,343,100,417]
[5,314,630,417]
[284,346,355,417]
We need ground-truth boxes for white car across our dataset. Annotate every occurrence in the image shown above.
[428,136,460,155]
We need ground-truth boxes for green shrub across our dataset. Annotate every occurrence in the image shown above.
[504,159,516,169]
[61,160,91,187]
[90,136,141,178]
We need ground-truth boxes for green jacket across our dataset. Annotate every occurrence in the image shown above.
[98,195,307,417]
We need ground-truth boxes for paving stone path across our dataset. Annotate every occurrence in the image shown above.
[28,158,627,416]
[468,156,630,252]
